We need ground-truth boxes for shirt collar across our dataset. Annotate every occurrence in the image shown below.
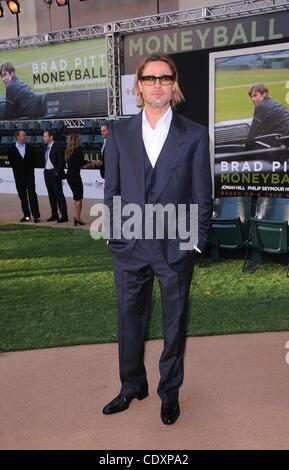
[142,106,172,129]
[16,142,25,146]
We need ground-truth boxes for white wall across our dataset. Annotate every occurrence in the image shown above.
[0,168,104,199]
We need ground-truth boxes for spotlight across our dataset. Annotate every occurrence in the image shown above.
[6,0,20,14]
[6,1,20,37]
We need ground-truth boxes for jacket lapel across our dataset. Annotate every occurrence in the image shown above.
[125,109,188,204]
[15,144,24,160]
[126,111,145,204]
[153,111,188,202]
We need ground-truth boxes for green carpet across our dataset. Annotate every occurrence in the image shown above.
[0,223,289,352]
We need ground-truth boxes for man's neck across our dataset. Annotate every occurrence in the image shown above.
[144,105,171,129]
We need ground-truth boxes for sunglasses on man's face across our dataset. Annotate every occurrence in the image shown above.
[140,75,175,86]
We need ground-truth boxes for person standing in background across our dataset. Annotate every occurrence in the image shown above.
[43,130,68,223]
[65,134,96,226]
[8,130,40,223]
[99,122,109,179]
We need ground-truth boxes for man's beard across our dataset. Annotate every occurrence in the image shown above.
[146,97,171,109]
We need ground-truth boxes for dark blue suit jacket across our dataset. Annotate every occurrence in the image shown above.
[44,142,67,179]
[8,143,36,178]
[104,109,212,267]
[5,77,42,120]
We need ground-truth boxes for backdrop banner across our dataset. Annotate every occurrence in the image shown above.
[209,41,289,199]
[0,37,107,120]
[123,11,289,73]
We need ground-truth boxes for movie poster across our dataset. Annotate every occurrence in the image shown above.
[210,42,289,199]
[0,37,107,120]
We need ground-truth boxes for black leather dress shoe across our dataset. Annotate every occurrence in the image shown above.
[102,390,148,415]
[47,216,59,222]
[34,218,40,223]
[161,403,180,425]
[20,216,30,222]
[57,216,69,223]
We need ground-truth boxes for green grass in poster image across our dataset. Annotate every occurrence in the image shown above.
[215,68,289,123]
[0,38,106,95]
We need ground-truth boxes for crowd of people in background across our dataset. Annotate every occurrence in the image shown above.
[6,80,289,227]
[7,123,109,225]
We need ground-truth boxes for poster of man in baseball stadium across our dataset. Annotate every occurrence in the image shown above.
[210,42,289,199]
[0,37,107,120]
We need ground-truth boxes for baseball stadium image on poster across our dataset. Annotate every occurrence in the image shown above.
[0,37,107,120]
[209,42,289,199]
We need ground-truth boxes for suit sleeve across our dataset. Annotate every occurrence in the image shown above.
[103,122,120,241]
[100,150,105,179]
[55,144,66,175]
[4,84,16,120]
[7,147,14,167]
[29,145,37,168]
[247,103,266,141]
[191,127,213,252]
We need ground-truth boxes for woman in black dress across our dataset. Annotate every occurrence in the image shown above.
[65,134,94,226]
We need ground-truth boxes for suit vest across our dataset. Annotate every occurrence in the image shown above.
[143,142,156,204]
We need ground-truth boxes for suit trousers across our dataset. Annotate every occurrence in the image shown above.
[44,169,68,218]
[112,238,194,405]
[14,173,40,219]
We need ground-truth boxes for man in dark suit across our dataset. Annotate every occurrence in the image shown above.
[102,54,212,425]
[8,130,40,223]
[99,122,109,179]
[247,83,289,142]
[0,62,44,120]
[43,130,68,223]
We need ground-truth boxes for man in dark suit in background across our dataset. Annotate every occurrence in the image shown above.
[102,54,212,425]
[99,122,109,179]
[8,130,40,223]
[43,130,68,223]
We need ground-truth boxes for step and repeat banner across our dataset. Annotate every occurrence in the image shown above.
[0,37,107,120]
[209,41,289,199]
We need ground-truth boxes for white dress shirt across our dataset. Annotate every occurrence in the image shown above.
[45,143,54,170]
[142,106,172,168]
[101,138,106,155]
[16,142,26,159]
